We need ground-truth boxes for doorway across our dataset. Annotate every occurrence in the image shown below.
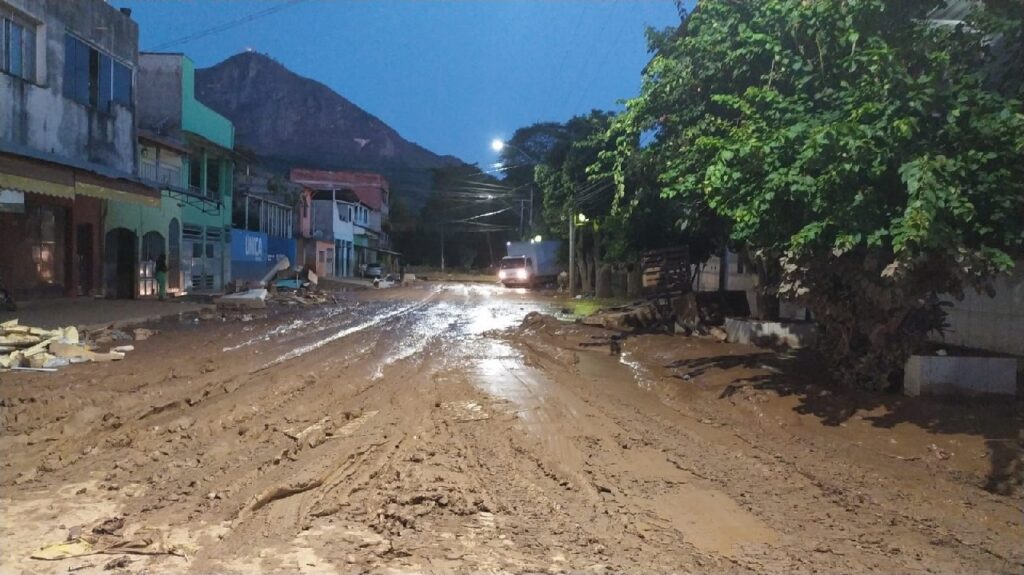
[104,228,137,299]
[140,231,165,297]
[75,223,93,295]
[168,218,180,292]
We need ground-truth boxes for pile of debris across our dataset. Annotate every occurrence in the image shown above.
[579,291,749,341]
[0,320,150,371]
[216,258,332,310]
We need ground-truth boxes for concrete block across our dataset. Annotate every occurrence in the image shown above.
[723,318,818,349]
[904,355,1018,397]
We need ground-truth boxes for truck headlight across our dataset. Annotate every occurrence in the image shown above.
[516,269,529,280]
[498,270,507,279]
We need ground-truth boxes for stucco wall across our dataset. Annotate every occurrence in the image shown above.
[137,53,183,140]
[0,0,138,173]
[935,264,1024,356]
[180,57,234,150]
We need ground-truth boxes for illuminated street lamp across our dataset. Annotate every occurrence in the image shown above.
[491,138,539,236]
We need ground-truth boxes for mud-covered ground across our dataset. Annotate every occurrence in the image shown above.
[1,283,1021,574]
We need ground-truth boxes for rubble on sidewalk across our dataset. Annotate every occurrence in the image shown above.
[218,261,333,309]
[215,288,269,310]
[577,291,750,338]
[0,319,144,372]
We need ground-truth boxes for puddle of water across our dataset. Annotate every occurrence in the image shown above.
[650,486,777,556]
[474,340,540,411]
[259,290,439,370]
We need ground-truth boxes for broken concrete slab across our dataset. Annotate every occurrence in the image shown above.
[49,343,125,363]
[215,289,269,310]
[724,318,818,348]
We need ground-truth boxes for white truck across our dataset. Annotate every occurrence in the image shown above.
[498,240,561,287]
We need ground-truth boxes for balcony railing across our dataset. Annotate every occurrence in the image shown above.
[158,165,182,189]
[140,161,184,191]
[140,161,158,182]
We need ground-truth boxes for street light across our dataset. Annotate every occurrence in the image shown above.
[490,138,538,236]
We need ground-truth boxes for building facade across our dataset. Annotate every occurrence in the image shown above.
[131,52,235,293]
[0,0,159,299]
[290,169,394,276]
[231,163,297,282]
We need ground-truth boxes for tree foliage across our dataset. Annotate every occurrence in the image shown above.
[615,0,1024,388]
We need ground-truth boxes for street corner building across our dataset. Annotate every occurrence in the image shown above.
[0,0,236,300]
[290,168,397,278]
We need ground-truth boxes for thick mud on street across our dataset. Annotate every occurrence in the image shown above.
[2,283,1021,574]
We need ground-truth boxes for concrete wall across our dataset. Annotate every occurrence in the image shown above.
[935,263,1024,356]
[180,57,233,150]
[697,250,761,316]
[0,0,138,173]
[136,53,183,140]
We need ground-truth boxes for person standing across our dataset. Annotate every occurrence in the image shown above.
[155,253,168,301]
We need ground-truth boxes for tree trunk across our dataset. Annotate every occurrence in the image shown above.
[596,264,613,298]
[754,257,780,321]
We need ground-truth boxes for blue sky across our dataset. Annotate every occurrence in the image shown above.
[119,1,683,167]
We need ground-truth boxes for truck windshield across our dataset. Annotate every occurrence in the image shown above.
[500,258,526,269]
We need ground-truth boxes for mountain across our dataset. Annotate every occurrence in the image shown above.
[194,52,462,208]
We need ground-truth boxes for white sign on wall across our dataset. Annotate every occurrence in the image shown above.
[0,189,25,214]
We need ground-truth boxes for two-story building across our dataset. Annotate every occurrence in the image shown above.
[230,162,298,282]
[127,52,235,293]
[0,0,160,300]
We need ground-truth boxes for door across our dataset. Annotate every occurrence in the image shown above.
[168,218,180,291]
[75,223,93,295]
[140,231,164,297]
[205,227,223,291]
[104,228,137,299]
[182,224,203,291]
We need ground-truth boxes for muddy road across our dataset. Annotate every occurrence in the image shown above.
[2,283,1021,574]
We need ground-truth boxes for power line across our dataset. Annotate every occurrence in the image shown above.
[452,207,512,223]
[568,0,626,114]
[545,1,591,116]
[148,0,313,51]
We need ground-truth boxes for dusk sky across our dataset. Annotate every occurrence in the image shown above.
[117,0,684,168]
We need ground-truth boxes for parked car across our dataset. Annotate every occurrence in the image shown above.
[364,263,383,278]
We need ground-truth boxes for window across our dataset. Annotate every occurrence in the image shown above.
[206,158,219,198]
[189,157,201,193]
[2,16,35,81]
[63,34,132,111]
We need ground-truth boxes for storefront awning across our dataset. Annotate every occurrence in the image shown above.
[0,171,75,199]
[0,150,159,207]
[0,153,76,199]
[76,171,159,207]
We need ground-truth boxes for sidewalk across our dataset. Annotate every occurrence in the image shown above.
[0,297,213,330]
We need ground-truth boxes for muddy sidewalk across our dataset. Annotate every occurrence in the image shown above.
[1,283,1020,574]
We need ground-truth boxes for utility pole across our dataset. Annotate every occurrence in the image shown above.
[518,201,524,238]
[569,210,575,296]
[529,185,534,230]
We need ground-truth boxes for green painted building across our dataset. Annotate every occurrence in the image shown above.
[106,52,235,295]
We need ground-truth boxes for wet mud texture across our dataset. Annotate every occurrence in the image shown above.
[1,283,1021,574]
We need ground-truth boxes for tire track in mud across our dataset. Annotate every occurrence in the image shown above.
[501,330,1020,573]
[256,287,441,370]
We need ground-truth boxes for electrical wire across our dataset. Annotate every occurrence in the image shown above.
[148,0,313,51]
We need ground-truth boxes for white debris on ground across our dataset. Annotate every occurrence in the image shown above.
[0,320,156,372]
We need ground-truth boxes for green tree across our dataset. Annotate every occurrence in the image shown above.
[616,0,1024,388]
